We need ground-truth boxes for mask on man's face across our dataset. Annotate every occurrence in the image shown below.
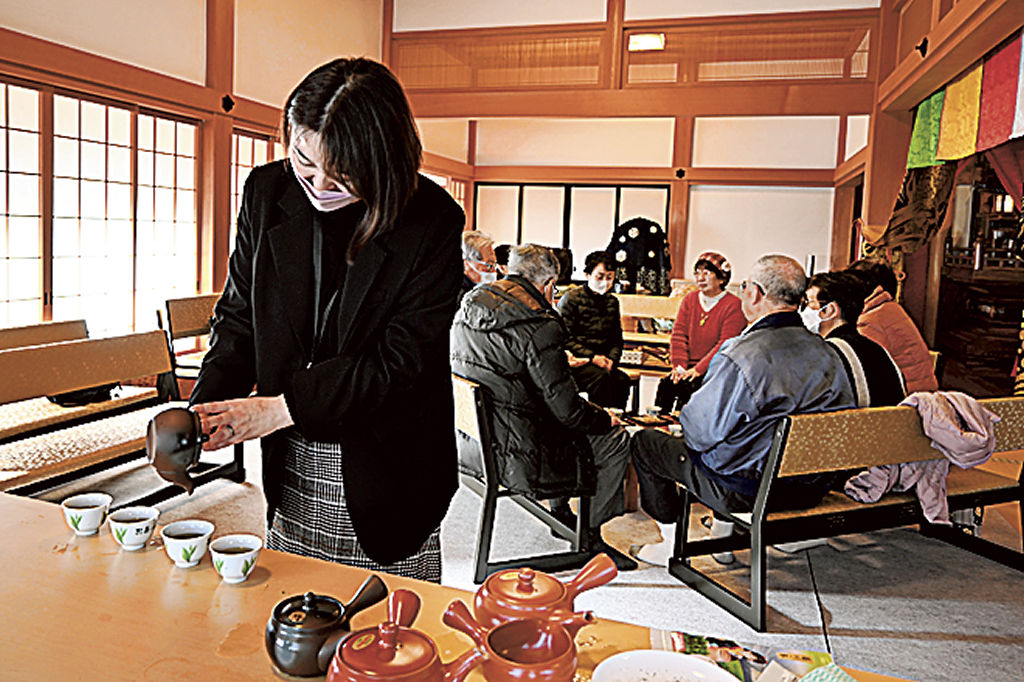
[800,305,823,334]
[477,270,497,284]
[588,280,612,295]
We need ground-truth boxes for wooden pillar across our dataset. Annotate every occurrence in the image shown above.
[200,0,234,293]
[670,116,693,279]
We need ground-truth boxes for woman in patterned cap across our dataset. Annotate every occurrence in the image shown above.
[654,251,746,412]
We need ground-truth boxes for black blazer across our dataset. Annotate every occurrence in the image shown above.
[191,160,465,564]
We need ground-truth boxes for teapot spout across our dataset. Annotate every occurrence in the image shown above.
[547,608,596,638]
[153,466,197,495]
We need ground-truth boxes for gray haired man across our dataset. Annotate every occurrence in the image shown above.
[451,244,638,570]
[460,230,497,303]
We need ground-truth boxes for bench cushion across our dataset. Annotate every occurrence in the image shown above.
[0,403,174,490]
[0,386,158,441]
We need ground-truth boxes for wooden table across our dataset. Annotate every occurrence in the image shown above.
[0,493,908,681]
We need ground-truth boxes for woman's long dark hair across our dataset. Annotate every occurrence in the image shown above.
[282,58,422,263]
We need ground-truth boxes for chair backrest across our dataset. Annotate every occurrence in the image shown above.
[452,374,483,443]
[778,396,1024,477]
[165,294,220,341]
[0,320,88,351]
[452,374,500,485]
[617,294,683,320]
[0,331,172,405]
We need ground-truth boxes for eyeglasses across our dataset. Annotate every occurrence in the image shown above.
[471,259,498,273]
[740,279,765,294]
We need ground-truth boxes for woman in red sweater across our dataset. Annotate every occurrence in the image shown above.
[654,252,746,412]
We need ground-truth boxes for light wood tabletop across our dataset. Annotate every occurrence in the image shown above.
[0,493,910,681]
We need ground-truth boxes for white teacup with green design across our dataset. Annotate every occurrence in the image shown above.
[210,534,262,584]
[160,519,214,568]
[60,492,113,536]
[108,506,160,551]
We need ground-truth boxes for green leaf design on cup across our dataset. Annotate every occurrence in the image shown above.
[181,545,197,562]
[243,557,255,575]
[69,514,82,530]
[214,558,224,573]
[114,527,127,543]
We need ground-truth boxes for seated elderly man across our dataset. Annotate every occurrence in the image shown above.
[451,244,638,570]
[630,254,855,566]
[557,250,631,409]
[460,231,497,303]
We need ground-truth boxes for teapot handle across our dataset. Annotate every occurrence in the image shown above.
[443,647,485,682]
[338,575,389,629]
[564,552,617,601]
[442,600,489,647]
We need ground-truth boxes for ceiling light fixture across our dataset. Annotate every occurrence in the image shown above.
[628,33,666,52]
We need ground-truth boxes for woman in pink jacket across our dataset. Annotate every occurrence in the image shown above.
[847,260,938,393]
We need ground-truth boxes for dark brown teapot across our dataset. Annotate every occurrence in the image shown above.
[473,552,616,628]
[266,575,388,677]
[327,589,481,682]
[146,406,206,494]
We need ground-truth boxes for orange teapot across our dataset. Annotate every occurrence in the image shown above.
[442,600,592,682]
[327,590,481,682]
[473,552,616,628]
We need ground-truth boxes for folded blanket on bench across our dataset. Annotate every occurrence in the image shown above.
[845,391,1001,523]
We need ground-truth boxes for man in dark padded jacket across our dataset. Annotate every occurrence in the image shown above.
[451,244,638,570]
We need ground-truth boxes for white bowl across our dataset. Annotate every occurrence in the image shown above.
[108,506,160,551]
[592,650,736,682]
[60,492,113,536]
[160,519,214,567]
[209,534,263,584]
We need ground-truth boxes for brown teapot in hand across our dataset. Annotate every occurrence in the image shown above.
[266,575,388,677]
[327,589,482,682]
[145,406,207,494]
[473,552,616,628]
[442,600,592,682]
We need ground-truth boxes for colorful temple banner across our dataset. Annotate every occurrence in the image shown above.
[1014,32,1024,140]
[977,33,1022,151]
[908,90,945,167]
[935,64,983,160]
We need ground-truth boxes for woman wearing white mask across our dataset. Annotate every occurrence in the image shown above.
[557,250,631,409]
[189,58,465,582]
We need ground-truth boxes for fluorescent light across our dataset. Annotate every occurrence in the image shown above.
[628,33,666,52]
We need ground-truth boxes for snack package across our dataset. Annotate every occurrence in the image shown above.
[650,629,767,681]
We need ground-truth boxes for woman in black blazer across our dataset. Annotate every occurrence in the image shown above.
[190,58,465,582]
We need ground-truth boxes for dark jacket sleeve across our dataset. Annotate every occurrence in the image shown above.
[524,317,612,435]
[190,174,259,404]
[607,295,623,365]
[285,200,465,433]
[556,288,592,358]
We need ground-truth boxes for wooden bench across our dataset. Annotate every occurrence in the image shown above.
[0,319,88,351]
[667,397,1024,631]
[0,331,244,508]
[157,293,220,399]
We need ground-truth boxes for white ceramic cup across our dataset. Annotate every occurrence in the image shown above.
[645,405,662,417]
[209,534,263,584]
[668,424,683,436]
[160,519,215,568]
[60,492,113,536]
[108,506,160,551]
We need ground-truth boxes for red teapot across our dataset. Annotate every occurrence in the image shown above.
[327,590,481,682]
[442,600,592,682]
[473,552,616,628]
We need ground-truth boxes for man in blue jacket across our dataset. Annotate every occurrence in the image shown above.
[631,254,855,566]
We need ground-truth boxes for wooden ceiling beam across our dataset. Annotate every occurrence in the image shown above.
[409,81,874,118]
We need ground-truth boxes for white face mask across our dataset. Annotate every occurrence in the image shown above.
[291,158,359,212]
[800,305,823,334]
[588,280,612,295]
[478,271,498,284]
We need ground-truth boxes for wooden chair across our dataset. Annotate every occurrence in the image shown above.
[667,397,1024,631]
[452,374,595,583]
[157,294,220,399]
[0,320,88,351]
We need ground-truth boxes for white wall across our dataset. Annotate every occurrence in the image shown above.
[2,0,206,83]
[625,0,879,20]
[476,118,675,167]
[417,118,469,163]
[692,116,839,169]
[685,186,834,281]
[394,0,605,31]
[235,0,382,107]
